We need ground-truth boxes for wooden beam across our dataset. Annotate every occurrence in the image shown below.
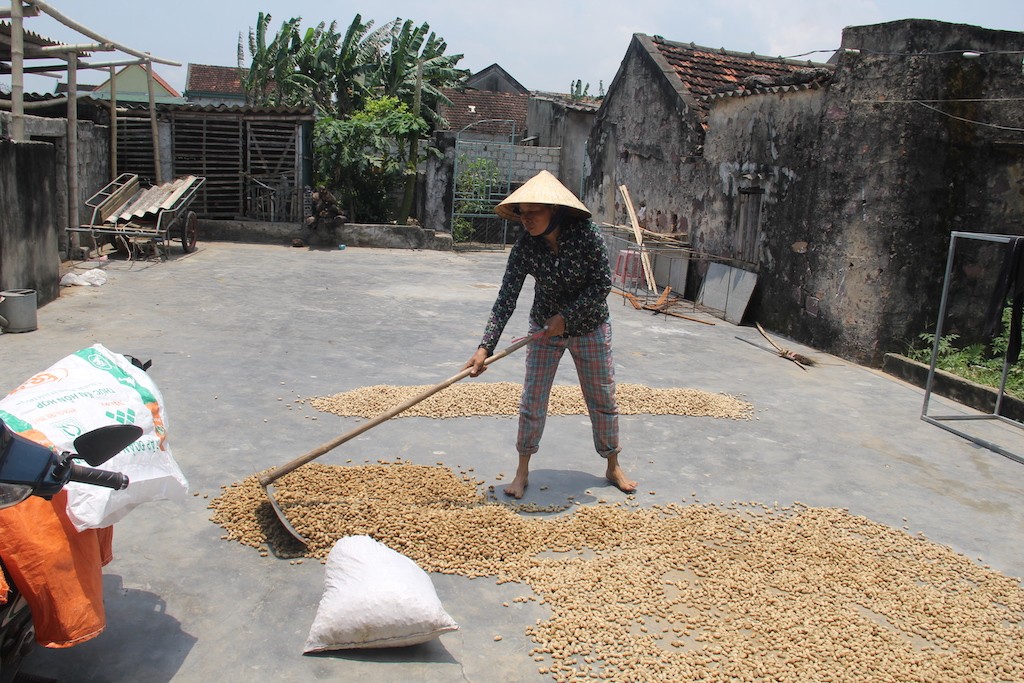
[618,185,657,292]
[611,288,644,310]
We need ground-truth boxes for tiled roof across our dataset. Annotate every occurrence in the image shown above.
[439,88,529,136]
[646,35,833,121]
[185,64,247,96]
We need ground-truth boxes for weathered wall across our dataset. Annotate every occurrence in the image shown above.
[1,111,111,258]
[701,87,830,335]
[794,20,1024,362]
[582,35,706,238]
[0,140,59,305]
[583,20,1024,366]
[526,97,597,197]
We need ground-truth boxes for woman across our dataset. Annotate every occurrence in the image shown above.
[464,170,637,498]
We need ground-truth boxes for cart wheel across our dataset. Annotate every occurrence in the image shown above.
[181,211,198,253]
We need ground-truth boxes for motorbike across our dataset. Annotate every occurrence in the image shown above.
[0,416,140,683]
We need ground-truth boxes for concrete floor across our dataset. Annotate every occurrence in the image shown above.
[2,241,1022,683]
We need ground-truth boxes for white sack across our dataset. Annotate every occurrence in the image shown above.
[60,269,107,287]
[0,343,188,530]
[304,535,459,652]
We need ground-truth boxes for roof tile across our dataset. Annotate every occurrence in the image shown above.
[439,89,529,136]
[650,37,832,120]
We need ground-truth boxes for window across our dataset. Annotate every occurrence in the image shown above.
[735,186,764,263]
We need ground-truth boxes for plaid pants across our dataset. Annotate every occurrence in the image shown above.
[517,321,619,458]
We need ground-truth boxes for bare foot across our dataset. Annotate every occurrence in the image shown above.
[606,458,638,493]
[503,474,528,499]
[503,454,531,499]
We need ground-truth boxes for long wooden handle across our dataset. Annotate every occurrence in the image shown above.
[259,331,543,486]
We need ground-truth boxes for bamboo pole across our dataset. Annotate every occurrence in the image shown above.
[145,61,162,184]
[66,51,79,243]
[11,0,25,141]
[28,0,180,67]
[109,65,117,179]
[618,184,657,291]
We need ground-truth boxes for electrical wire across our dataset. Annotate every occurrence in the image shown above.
[780,47,1024,59]
[914,101,1024,132]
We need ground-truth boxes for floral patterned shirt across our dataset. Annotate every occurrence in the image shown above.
[479,219,612,353]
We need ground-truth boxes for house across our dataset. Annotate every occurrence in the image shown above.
[438,87,529,141]
[184,64,247,106]
[90,63,184,104]
[583,21,1024,365]
[526,92,601,201]
[465,63,529,95]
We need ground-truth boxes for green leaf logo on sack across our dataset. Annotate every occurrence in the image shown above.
[73,348,152,405]
[105,408,137,426]
[84,349,115,372]
[57,421,84,439]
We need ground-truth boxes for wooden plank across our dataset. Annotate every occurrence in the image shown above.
[98,175,140,222]
[611,288,644,310]
[618,185,657,292]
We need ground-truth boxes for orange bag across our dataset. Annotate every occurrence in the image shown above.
[0,490,113,647]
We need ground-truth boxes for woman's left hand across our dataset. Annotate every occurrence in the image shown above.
[543,314,566,337]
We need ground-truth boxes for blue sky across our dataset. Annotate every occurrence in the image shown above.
[7,0,1024,96]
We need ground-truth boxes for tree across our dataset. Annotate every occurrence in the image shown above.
[293,20,341,115]
[313,97,427,222]
[332,14,397,119]
[242,13,316,107]
[378,20,469,224]
[242,12,470,223]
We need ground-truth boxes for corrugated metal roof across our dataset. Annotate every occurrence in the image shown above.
[0,20,91,60]
[113,175,201,222]
[0,21,95,74]
[109,98,314,117]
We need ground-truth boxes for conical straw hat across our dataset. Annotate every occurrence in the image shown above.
[495,170,591,221]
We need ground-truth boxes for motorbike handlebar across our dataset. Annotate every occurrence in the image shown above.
[67,463,130,490]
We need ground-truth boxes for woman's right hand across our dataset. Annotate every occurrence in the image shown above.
[465,347,490,377]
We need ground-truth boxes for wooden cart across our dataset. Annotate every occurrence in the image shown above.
[69,173,206,260]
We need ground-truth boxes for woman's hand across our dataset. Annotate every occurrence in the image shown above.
[464,347,490,377]
[543,314,566,337]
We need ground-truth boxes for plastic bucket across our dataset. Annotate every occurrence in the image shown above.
[0,289,38,333]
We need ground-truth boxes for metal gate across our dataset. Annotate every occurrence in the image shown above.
[451,120,518,249]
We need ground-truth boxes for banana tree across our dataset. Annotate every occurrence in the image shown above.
[333,14,397,119]
[379,20,468,224]
[243,13,316,107]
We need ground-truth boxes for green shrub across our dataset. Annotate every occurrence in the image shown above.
[906,307,1024,399]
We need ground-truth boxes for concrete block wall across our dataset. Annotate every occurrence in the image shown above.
[456,140,561,185]
[510,146,560,183]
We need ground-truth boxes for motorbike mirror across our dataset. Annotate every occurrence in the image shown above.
[73,425,144,466]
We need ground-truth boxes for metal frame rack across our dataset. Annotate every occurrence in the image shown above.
[921,231,1024,465]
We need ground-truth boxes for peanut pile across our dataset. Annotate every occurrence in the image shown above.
[209,462,1024,682]
[309,382,754,420]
